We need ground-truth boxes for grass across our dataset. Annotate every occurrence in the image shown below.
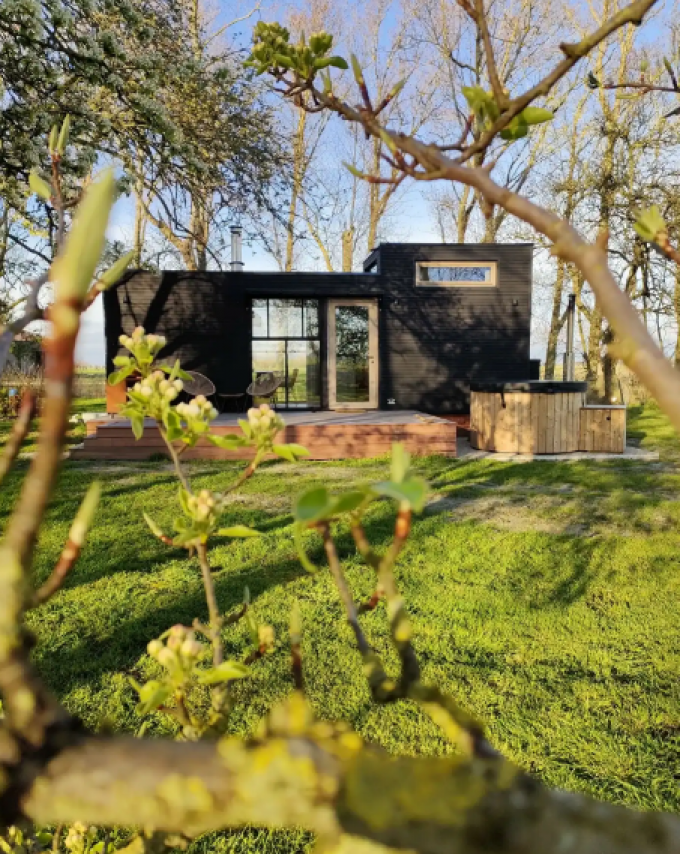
[2,401,680,851]
[0,397,105,456]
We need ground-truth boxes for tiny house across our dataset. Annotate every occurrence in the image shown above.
[104,241,533,416]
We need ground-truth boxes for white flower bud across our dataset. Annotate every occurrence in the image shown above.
[141,386,153,397]
[174,379,183,392]
[157,647,178,668]
[259,415,272,428]
[181,639,202,659]
[208,406,218,420]
[164,387,177,400]
[132,326,145,339]
[259,403,271,414]
[147,639,163,657]
[195,395,206,405]
[187,403,200,417]
[247,407,260,420]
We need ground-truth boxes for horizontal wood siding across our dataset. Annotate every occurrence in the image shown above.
[105,243,532,416]
[374,244,532,413]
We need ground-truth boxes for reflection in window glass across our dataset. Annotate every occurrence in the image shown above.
[286,340,321,407]
[304,302,319,337]
[252,299,268,338]
[252,340,285,376]
[269,298,303,337]
[335,306,369,403]
[251,299,321,408]
[418,263,495,285]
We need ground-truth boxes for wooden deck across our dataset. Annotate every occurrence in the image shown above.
[71,410,457,461]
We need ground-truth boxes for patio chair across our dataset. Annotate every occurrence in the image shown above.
[246,372,284,408]
[182,371,216,400]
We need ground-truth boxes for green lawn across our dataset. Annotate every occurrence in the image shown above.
[2,402,680,852]
[0,397,105,456]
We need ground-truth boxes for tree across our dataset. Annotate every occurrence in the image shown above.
[7,2,680,852]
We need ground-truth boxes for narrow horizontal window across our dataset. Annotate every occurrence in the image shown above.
[416,261,497,287]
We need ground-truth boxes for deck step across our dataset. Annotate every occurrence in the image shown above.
[70,412,457,461]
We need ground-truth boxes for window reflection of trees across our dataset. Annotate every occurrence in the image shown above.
[251,299,320,408]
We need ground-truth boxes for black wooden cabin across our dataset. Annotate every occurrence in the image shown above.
[104,242,533,415]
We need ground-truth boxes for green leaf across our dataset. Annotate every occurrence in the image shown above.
[390,442,411,483]
[51,169,116,302]
[372,476,428,513]
[272,443,309,462]
[143,512,168,541]
[238,418,253,439]
[112,355,131,367]
[294,524,318,572]
[57,114,70,154]
[217,525,260,538]
[314,56,348,70]
[350,53,364,84]
[519,106,553,125]
[36,832,53,847]
[634,205,667,242]
[500,115,528,140]
[48,124,59,153]
[135,679,172,714]
[197,660,249,685]
[159,363,192,381]
[98,250,135,288]
[130,412,144,440]
[165,408,183,441]
[178,486,191,515]
[275,53,294,68]
[29,170,52,201]
[331,490,368,515]
[343,161,369,180]
[206,433,244,449]
[107,364,135,385]
[294,486,332,523]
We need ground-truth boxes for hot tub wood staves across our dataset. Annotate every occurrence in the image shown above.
[470,381,594,454]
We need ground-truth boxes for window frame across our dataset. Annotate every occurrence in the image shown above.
[415,260,498,288]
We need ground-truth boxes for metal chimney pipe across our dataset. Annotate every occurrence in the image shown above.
[230,225,244,272]
[564,293,576,381]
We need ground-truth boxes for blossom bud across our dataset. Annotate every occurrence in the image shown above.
[259,403,271,414]
[147,639,163,657]
[247,407,260,420]
[181,639,202,659]
[157,647,178,668]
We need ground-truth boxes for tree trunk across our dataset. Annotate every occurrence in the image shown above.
[286,110,307,272]
[544,261,567,379]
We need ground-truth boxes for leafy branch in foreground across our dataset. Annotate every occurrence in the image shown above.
[4,3,680,851]
[246,0,680,438]
[108,329,307,734]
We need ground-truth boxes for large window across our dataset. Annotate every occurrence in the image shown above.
[416,261,497,287]
[251,298,321,409]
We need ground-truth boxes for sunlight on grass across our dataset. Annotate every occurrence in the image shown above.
[1,402,679,852]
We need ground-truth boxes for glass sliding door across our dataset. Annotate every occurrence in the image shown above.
[251,298,321,409]
[328,299,378,409]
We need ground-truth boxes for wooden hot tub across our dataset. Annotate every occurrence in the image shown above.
[470,381,588,454]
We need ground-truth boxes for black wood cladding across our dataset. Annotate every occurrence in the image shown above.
[105,243,532,414]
